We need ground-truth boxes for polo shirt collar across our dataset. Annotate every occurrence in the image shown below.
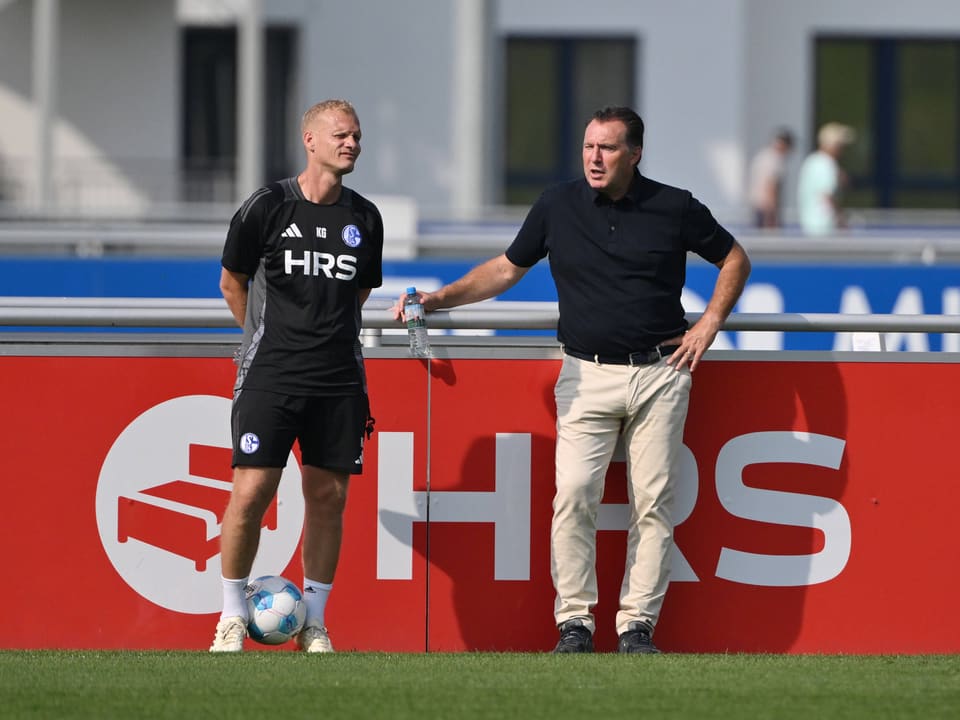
[586,170,645,206]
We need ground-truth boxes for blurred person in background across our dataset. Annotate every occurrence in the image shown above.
[747,127,794,229]
[211,99,383,653]
[394,106,750,654]
[797,122,856,236]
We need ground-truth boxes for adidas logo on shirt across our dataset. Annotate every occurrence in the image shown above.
[280,223,303,238]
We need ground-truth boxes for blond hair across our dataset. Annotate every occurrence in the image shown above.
[301,99,357,133]
[818,122,856,151]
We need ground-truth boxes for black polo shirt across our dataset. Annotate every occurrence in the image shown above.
[505,172,735,356]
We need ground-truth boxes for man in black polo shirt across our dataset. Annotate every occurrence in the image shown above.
[211,99,383,653]
[397,106,750,653]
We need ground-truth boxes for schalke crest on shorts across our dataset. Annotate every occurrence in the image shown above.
[342,224,362,247]
[240,432,260,454]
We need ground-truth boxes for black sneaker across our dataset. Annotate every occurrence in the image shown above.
[617,621,660,654]
[553,619,594,654]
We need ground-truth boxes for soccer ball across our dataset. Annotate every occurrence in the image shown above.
[245,575,307,645]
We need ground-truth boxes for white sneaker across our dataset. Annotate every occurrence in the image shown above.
[209,616,247,653]
[296,623,335,653]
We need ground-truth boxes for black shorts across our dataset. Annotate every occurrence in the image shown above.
[231,389,370,474]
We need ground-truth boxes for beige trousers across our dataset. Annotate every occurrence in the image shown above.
[551,354,691,636]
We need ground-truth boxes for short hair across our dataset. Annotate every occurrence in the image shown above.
[774,127,795,148]
[818,122,856,150]
[301,99,357,133]
[591,106,645,149]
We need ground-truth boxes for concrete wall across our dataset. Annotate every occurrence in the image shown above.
[290,0,459,218]
[0,0,178,212]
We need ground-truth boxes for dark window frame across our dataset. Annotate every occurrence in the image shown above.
[504,35,636,205]
[180,24,298,202]
[813,35,960,209]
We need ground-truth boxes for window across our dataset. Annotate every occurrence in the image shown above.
[504,37,636,205]
[814,37,960,209]
[180,26,298,202]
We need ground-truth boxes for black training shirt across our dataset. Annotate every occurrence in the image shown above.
[222,177,383,396]
[505,172,735,355]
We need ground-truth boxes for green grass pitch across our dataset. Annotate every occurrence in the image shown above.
[2,651,958,719]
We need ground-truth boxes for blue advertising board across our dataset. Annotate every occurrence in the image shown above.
[1,256,958,351]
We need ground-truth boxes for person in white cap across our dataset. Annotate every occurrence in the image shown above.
[797,122,856,236]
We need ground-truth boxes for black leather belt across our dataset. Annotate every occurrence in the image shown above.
[563,345,681,366]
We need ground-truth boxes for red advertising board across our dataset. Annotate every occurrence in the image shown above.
[2,353,959,653]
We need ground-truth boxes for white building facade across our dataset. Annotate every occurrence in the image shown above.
[1,0,959,224]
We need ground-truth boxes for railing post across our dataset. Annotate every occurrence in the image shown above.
[361,327,382,348]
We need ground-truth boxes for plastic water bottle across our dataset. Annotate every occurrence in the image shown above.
[403,286,433,358]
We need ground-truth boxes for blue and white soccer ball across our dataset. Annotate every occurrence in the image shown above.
[245,575,307,645]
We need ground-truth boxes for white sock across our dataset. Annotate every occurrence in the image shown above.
[303,578,333,627]
[221,576,249,622]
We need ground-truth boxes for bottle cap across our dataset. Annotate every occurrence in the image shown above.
[406,286,416,294]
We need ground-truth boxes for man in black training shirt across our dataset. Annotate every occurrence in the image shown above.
[211,99,383,653]
[395,106,750,653]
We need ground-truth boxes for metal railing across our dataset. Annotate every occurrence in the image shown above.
[2,297,960,337]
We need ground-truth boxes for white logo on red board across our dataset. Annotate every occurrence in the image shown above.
[376,430,850,587]
[95,395,304,614]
